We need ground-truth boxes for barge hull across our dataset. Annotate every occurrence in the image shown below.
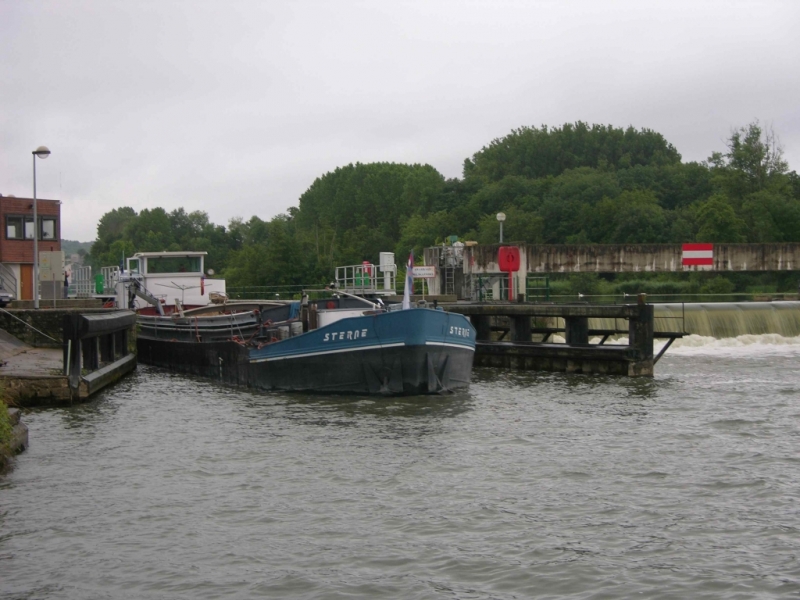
[136,337,474,395]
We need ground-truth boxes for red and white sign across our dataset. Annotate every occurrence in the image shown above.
[682,243,713,268]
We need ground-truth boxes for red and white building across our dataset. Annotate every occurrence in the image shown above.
[0,194,62,301]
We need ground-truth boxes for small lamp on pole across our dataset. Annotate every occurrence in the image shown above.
[496,212,506,244]
[32,146,51,309]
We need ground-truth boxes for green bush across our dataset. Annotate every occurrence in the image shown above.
[700,276,736,295]
[745,284,778,294]
[610,279,697,297]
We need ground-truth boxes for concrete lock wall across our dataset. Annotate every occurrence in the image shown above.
[462,243,800,275]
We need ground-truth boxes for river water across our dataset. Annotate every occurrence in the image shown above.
[3,335,800,599]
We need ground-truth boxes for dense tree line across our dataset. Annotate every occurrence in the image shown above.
[88,121,800,291]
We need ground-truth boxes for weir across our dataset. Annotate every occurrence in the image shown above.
[655,301,800,338]
[586,302,800,339]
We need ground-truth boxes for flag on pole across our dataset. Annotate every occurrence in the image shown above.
[402,250,414,309]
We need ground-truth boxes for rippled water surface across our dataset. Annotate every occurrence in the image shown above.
[3,338,800,599]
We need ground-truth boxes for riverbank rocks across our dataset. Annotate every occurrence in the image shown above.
[7,408,28,453]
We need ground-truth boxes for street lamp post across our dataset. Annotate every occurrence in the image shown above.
[496,212,506,244]
[32,146,51,309]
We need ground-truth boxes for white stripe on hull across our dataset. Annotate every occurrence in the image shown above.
[250,342,405,363]
[251,340,474,363]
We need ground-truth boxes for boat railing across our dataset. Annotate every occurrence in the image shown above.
[101,266,120,294]
[303,287,381,309]
[335,262,396,296]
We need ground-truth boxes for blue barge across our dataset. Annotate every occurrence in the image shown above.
[137,299,476,395]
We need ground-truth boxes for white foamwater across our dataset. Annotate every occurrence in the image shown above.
[659,332,800,357]
[596,332,800,356]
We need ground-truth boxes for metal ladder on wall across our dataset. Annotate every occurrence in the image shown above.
[444,266,455,296]
[462,273,473,301]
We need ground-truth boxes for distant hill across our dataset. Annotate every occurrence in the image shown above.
[62,239,93,259]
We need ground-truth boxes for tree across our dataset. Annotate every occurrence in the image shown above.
[694,195,747,243]
[124,208,173,250]
[225,215,306,287]
[582,190,667,244]
[466,175,542,217]
[475,206,544,245]
[89,206,138,268]
[537,167,621,243]
[394,211,460,258]
[709,121,790,200]
[740,190,800,242]
[464,122,681,182]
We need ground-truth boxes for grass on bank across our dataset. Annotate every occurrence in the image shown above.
[0,400,13,466]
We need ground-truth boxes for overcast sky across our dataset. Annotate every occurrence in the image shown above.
[2,0,798,242]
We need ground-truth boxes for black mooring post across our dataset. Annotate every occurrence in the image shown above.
[62,314,74,371]
[472,315,492,341]
[63,314,82,391]
[511,315,532,342]
[565,317,589,345]
[628,304,654,361]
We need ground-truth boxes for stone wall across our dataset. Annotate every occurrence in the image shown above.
[2,376,72,406]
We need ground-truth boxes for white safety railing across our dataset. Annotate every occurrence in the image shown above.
[72,265,94,298]
[335,262,396,295]
[101,266,120,294]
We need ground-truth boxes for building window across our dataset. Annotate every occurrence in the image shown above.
[41,218,57,240]
[5,216,33,240]
[6,216,23,239]
[4,216,59,241]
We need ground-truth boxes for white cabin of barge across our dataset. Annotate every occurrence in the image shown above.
[118,251,226,313]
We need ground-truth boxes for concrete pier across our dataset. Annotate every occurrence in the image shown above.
[0,309,138,407]
[0,342,72,406]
